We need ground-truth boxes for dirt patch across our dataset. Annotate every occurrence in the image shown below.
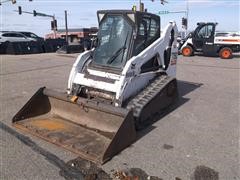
[191,165,219,180]
[59,157,110,180]
[112,168,162,180]
[163,144,174,150]
[59,157,162,180]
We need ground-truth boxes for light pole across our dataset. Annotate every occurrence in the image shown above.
[65,10,69,44]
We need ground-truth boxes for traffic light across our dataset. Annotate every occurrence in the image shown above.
[182,17,188,28]
[132,5,136,12]
[33,10,37,16]
[51,20,57,30]
[54,20,57,30]
[51,21,54,30]
[12,0,16,4]
[18,6,22,15]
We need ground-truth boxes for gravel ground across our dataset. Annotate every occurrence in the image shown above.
[0,53,239,180]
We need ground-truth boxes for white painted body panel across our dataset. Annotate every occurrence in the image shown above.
[214,36,240,45]
[73,73,120,92]
[181,36,240,50]
[68,22,178,107]
[180,38,193,51]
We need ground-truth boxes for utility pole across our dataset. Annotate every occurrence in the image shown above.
[65,10,69,44]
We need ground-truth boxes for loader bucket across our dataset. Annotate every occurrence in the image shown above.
[12,87,136,164]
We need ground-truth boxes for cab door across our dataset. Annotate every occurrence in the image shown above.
[132,13,160,56]
[192,23,215,51]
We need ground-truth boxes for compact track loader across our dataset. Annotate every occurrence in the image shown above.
[13,10,179,164]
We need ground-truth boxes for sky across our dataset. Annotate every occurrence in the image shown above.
[0,0,239,37]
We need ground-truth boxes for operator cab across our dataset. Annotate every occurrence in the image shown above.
[192,22,217,51]
[90,10,160,72]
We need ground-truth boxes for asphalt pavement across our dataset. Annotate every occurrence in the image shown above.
[0,53,239,179]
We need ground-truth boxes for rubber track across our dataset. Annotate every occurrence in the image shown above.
[127,75,175,122]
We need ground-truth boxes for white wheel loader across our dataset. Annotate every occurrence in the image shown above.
[13,10,179,164]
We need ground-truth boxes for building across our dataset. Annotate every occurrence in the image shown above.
[45,27,98,44]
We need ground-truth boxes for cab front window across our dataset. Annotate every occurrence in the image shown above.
[92,15,132,68]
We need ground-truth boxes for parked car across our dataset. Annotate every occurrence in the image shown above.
[20,32,44,42]
[0,32,37,43]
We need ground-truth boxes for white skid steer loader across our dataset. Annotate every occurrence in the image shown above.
[13,10,179,164]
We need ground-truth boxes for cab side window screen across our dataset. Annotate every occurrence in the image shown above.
[198,25,214,38]
[149,19,158,38]
[138,23,146,36]
[134,16,160,56]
